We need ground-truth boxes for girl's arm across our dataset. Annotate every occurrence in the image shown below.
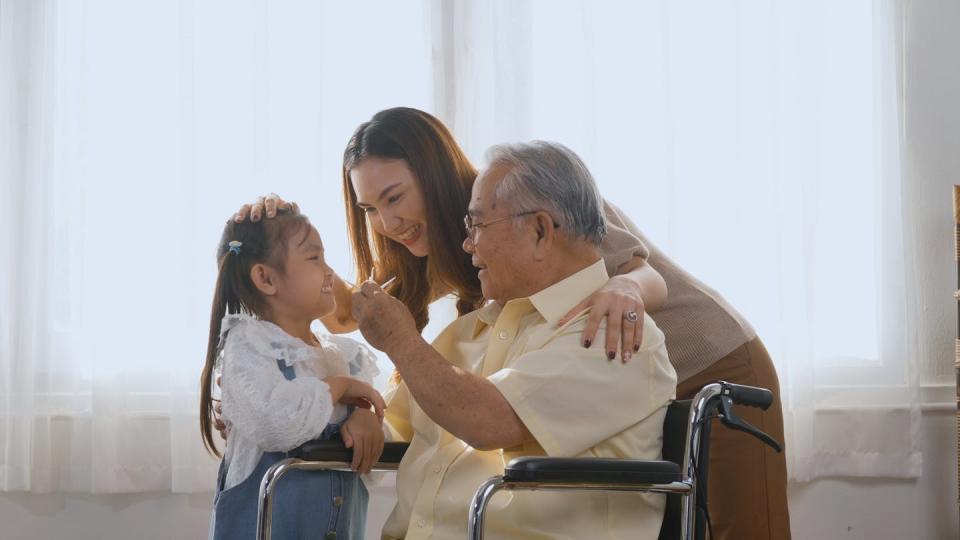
[222,325,337,452]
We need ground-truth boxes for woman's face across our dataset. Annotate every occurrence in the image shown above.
[350,157,430,257]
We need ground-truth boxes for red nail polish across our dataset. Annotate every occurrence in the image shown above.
[633,344,640,352]
[607,351,615,360]
[583,339,591,348]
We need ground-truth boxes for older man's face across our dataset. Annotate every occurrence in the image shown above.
[462,165,537,304]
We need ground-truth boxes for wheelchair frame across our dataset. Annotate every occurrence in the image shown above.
[255,380,779,540]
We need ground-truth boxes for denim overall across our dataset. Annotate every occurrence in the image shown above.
[209,360,368,540]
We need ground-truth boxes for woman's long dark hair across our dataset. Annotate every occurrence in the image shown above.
[200,210,310,457]
[342,107,483,334]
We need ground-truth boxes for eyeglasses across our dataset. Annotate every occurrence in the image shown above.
[463,210,557,241]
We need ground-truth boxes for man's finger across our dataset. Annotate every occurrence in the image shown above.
[359,280,382,297]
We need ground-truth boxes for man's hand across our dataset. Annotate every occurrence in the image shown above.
[340,408,385,474]
[351,280,420,355]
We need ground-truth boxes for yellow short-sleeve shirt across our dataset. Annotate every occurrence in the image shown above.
[382,259,677,540]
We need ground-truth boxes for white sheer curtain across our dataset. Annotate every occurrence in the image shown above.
[429,0,921,481]
[1,0,432,493]
[2,0,922,494]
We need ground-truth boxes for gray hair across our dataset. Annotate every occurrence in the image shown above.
[483,141,606,246]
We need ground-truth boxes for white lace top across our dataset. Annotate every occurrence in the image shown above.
[216,313,379,490]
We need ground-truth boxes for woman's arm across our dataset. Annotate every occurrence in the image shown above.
[557,256,667,363]
[557,200,667,363]
[617,256,667,311]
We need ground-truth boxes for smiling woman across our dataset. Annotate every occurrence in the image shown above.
[340,108,485,334]
[351,159,431,258]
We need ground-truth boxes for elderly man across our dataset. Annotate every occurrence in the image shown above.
[352,141,677,539]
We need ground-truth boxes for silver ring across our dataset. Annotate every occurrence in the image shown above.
[624,310,639,323]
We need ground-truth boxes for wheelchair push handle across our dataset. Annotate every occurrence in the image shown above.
[721,382,773,410]
[713,381,784,453]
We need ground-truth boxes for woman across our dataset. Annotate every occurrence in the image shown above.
[240,108,666,362]
[238,107,790,539]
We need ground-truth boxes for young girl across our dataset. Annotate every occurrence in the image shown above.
[200,209,386,540]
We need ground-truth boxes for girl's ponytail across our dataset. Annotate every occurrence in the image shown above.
[199,252,237,457]
[199,210,310,457]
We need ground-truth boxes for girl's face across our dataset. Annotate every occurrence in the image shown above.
[273,225,336,319]
[350,157,430,258]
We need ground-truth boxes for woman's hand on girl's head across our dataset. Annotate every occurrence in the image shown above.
[232,193,300,223]
[557,274,645,363]
[341,408,385,474]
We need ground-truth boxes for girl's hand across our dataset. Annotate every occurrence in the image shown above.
[557,275,645,363]
[340,408,385,474]
[232,193,300,222]
[213,376,230,440]
[213,401,230,441]
[324,376,387,422]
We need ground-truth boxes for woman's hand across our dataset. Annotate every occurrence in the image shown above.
[324,376,387,422]
[557,275,645,363]
[340,408,385,474]
[232,193,299,222]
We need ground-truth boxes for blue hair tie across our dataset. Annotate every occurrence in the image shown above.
[228,240,242,255]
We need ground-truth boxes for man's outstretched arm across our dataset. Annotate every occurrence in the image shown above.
[352,282,530,450]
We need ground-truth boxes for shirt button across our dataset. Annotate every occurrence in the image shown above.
[417,519,426,528]
[432,465,442,474]
[498,330,509,340]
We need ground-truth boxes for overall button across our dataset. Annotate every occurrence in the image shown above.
[333,496,343,507]
[325,532,337,540]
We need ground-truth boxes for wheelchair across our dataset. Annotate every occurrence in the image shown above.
[255,380,782,540]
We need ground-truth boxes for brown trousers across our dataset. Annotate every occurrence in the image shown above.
[676,338,792,540]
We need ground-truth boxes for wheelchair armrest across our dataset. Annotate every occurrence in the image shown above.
[290,439,409,464]
[503,457,681,485]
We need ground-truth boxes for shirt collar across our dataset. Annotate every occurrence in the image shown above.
[220,312,338,367]
[473,259,609,335]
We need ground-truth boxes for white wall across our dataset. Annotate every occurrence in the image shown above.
[2,0,958,538]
